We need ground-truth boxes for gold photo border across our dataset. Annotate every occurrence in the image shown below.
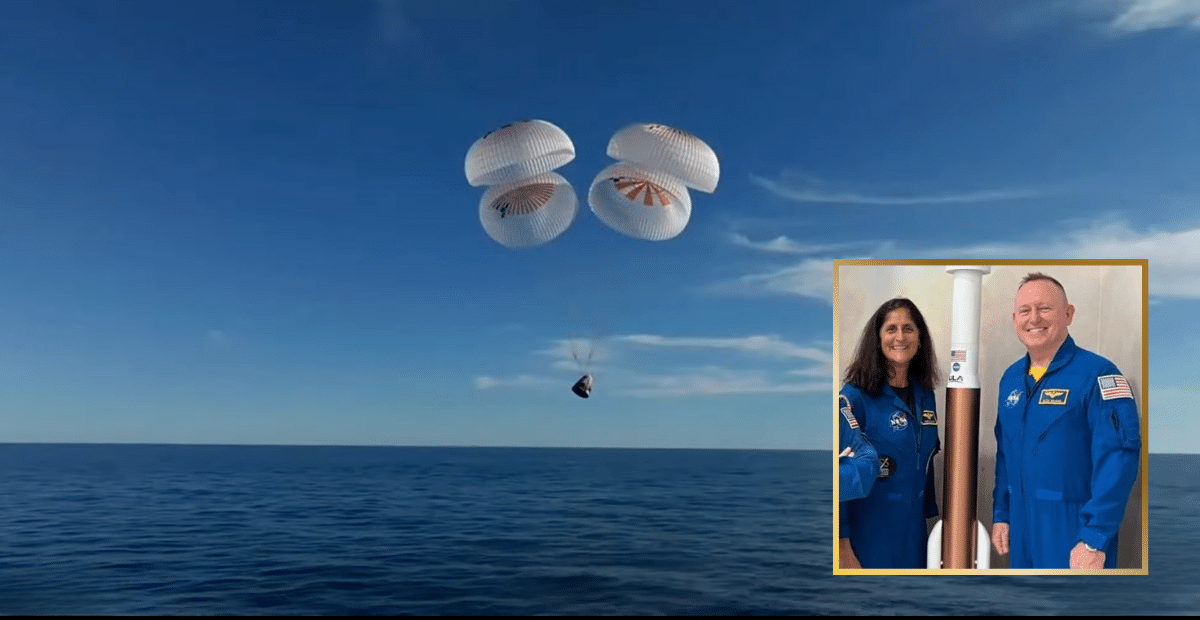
[831,258,1150,576]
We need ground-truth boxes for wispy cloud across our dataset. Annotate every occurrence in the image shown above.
[1087,0,1200,34]
[478,334,833,397]
[993,0,1200,37]
[728,233,880,255]
[621,366,830,397]
[474,374,557,390]
[206,329,232,349]
[703,257,839,301]
[720,220,1200,301]
[750,174,1052,206]
[614,334,833,364]
[788,366,836,379]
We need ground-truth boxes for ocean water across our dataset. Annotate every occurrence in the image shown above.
[0,445,1195,615]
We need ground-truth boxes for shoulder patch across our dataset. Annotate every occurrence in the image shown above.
[1098,375,1133,400]
[878,455,895,479]
[839,395,858,429]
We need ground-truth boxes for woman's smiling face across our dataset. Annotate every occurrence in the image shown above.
[879,307,919,372]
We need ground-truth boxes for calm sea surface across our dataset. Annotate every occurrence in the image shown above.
[0,445,1195,615]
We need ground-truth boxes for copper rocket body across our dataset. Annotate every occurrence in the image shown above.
[942,387,980,568]
[940,266,990,569]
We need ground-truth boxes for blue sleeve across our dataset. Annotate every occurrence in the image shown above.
[839,401,878,502]
[924,435,940,519]
[992,385,1010,525]
[838,390,875,536]
[1078,368,1142,550]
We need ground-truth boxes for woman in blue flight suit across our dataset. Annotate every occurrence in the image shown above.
[838,298,941,569]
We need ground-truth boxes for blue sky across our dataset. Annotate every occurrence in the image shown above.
[1,0,1197,451]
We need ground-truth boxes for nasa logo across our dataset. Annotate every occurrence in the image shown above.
[890,411,908,432]
[1005,389,1022,408]
[952,362,961,372]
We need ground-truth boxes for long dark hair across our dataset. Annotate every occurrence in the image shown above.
[843,298,939,397]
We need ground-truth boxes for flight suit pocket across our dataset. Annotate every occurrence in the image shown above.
[1112,408,1142,451]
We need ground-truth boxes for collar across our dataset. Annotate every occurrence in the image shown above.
[1024,334,1078,377]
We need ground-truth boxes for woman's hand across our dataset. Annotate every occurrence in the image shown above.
[839,538,862,569]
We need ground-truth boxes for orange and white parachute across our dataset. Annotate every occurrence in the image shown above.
[465,119,718,247]
[588,122,719,242]
[465,119,578,248]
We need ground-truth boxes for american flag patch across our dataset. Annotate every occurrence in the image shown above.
[1098,375,1133,400]
[950,350,966,362]
[839,396,857,428]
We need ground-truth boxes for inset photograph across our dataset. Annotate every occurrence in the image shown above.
[834,260,1147,575]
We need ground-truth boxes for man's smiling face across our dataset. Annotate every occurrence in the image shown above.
[1013,279,1075,360]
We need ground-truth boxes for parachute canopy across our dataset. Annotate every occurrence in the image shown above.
[479,171,578,248]
[587,162,691,242]
[606,122,719,193]
[467,119,579,248]
[465,119,576,188]
[465,119,717,247]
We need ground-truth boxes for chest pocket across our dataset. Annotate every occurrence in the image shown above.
[1032,391,1089,455]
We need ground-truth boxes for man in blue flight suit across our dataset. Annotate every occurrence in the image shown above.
[991,273,1142,569]
[839,394,880,503]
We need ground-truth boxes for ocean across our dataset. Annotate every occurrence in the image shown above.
[0,445,1195,615]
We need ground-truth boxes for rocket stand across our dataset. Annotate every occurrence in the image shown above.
[928,265,992,569]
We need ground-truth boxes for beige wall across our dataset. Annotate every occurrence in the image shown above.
[835,263,1145,569]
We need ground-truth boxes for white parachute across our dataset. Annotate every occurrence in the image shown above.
[464,119,576,188]
[465,120,578,248]
[479,171,578,249]
[606,122,720,193]
[587,162,692,242]
[588,122,719,242]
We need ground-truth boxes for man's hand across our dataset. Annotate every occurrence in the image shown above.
[1070,541,1106,569]
[992,522,1009,556]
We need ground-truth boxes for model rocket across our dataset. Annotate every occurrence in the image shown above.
[927,266,992,569]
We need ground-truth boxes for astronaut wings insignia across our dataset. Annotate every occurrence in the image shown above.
[1038,389,1070,406]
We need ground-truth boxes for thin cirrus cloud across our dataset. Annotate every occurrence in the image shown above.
[703,257,841,302]
[749,174,1054,206]
[1077,0,1200,35]
[727,233,882,256]
[719,220,1200,301]
[477,334,834,396]
[474,374,557,390]
[620,366,831,397]
[980,0,1200,38]
[613,334,833,365]
[206,329,232,348]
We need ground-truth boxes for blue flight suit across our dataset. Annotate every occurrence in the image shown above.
[839,394,880,502]
[993,335,1142,569]
[839,380,941,568]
